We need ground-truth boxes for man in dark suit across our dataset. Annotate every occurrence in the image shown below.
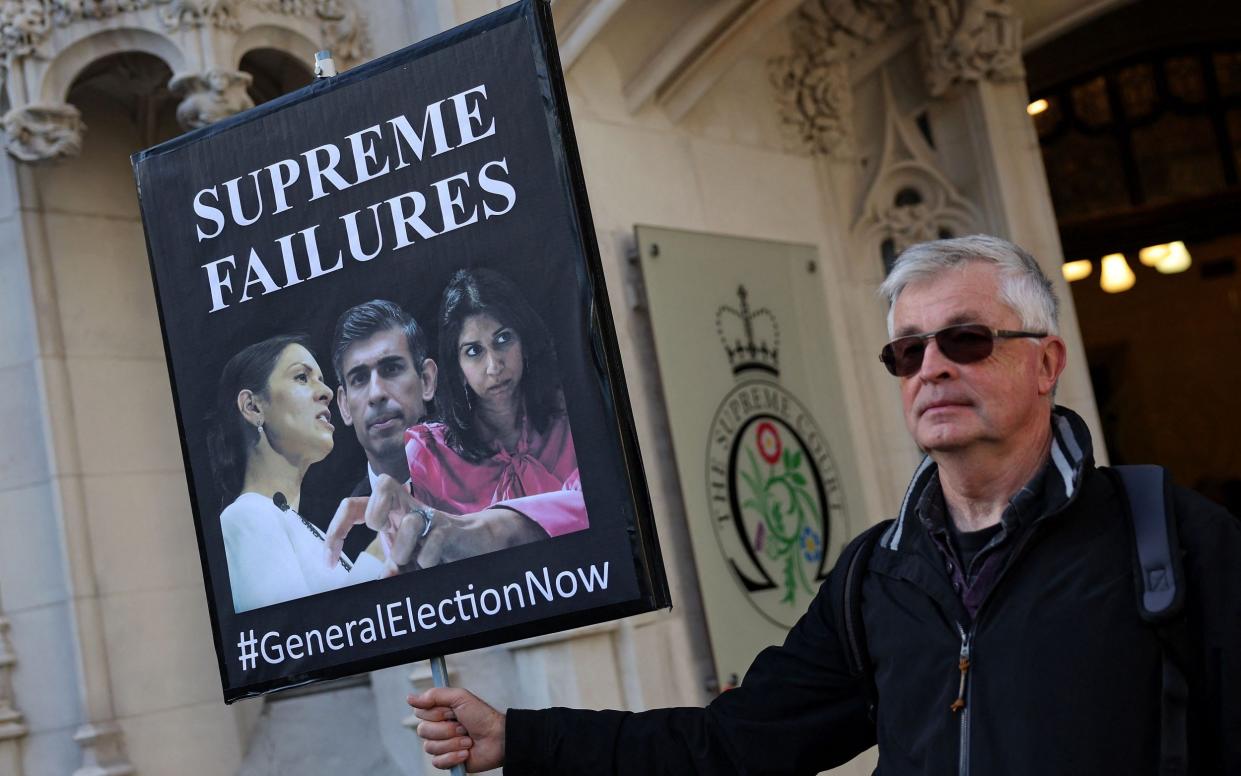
[330,300,438,559]
[326,299,547,571]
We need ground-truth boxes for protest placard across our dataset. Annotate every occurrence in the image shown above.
[133,0,668,702]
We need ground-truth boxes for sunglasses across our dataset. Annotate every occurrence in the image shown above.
[880,324,1047,377]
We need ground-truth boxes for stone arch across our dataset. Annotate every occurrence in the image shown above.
[232,24,320,73]
[40,27,185,105]
[239,46,315,105]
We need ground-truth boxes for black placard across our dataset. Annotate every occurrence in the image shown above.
[132,0,668,702]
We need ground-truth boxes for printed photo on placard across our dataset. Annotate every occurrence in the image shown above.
[133,0,668,702]
[211,266,588,615]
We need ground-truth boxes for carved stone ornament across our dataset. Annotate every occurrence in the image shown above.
[879,198,940,254]
[771,0,1026,156]
[0,0,368,59]
[255,0,368,63]
[0,617,27,742]
[852,73,983,275]
[2,103,86,162]
[1,0,51,61]
[158,0,242,32]
[790,0,902,54]
[770,50,854,158]
[770,0,902,159]
[2,0,370,161]
[171,68,255,129]
[911,0,1024,97]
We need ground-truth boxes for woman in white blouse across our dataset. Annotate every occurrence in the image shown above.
[207,334,382,613]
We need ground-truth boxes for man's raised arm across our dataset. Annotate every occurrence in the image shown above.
[408,531,879,774]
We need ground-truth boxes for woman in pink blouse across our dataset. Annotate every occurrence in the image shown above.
[404,268,588,548]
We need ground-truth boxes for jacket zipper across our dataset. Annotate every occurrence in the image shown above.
[943,481,1083,776]
[953,624,972,776]
[912,438,1090,774]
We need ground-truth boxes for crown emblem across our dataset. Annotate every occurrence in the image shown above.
[716,285,780,376]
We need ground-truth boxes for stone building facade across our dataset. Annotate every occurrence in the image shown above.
[0,1,1113,773]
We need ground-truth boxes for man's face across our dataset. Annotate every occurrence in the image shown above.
[337,327,437,473]
[891,262,1064,456]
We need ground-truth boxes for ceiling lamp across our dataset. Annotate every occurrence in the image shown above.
[1138,243,1170,266]
[1100,253,1135,293]
[1027,98,1049,116]
[1062,259,1093,282]
[1139,241,1192,274]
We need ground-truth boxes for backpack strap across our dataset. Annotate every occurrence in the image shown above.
[832,519,893,723]
[1113,465,1185,620]
[1107,465,1189,776]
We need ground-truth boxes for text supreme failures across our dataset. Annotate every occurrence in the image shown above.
[194,84,517,313]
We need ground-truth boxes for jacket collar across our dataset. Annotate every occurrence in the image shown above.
[880,406,1095,552]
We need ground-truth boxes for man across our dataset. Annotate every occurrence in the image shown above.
[408,236,1241,774]
[326,300,546,571]
[333,300,439,497]
[323,299,438,560]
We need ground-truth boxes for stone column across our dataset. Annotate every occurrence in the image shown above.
[0,121,136,776]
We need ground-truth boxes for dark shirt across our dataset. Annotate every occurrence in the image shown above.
[916,461,1053,620]
[947,519,1002,575]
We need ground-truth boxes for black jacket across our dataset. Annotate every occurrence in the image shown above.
[505,411,1241,775]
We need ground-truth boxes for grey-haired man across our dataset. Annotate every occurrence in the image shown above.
[409,235,1241,775]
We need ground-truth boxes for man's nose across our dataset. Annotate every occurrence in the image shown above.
[366,372,391,403]
[917,339,957,382]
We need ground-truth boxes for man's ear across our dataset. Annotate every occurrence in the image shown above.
[420,359,438,402]
[337,385,353,426]
[1038,336,1068,397]
[237,389,263,426]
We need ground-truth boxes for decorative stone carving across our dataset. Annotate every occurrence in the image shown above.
[769,0,901,159]
[0,617,27,742]
[315,0,365,64]
[255,0,368,63]
[852,73,982,275]
[790,0,902,54]
[47,1,156,23]
[879,195,940,255]
[2,0,371,160]
[1,0,52,60]
[171,68,254,129]
[158,0,242,31]
[2,103,86,162]
[911,0,1023,97]
[771,0,1026,156]
[2,0,366,52]
[770,51,853,158]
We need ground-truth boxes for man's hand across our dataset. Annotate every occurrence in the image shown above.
[409,687,505,772]
[323,475,416,570]
[365,473,417,534]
